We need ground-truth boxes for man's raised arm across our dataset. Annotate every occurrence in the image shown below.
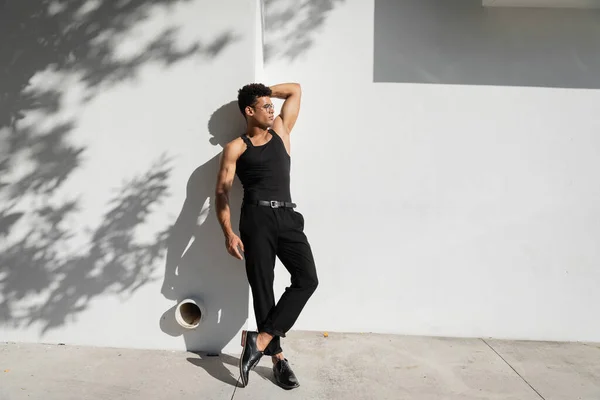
[270,82,301,134]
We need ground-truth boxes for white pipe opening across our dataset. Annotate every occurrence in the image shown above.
[174,297,206,329]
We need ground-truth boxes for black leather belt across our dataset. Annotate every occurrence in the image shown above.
[246,200,296,209]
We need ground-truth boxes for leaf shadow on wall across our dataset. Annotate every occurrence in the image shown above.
[0,0,237,334]
[0,151,173,333]
[263,0,346,62]
[159,101,252,364]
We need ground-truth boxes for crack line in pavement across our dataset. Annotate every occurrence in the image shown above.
[481,338,546,400]
[230,376,242,400]
[583,343,600,351]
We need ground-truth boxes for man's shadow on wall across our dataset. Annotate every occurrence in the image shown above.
[158,101,273,386]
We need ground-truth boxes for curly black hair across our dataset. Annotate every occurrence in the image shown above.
[237,83,272,117]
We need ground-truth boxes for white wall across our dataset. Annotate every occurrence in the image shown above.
[2,0,599,354]
[263,0,600,342]
[0,0,257,353]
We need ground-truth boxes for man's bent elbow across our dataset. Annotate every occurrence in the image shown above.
[293,83,302,95]
[285,82,301,96]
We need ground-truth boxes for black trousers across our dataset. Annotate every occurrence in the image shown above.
[239,204,319,356]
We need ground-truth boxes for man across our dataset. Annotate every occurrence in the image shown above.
[215,82,319,389]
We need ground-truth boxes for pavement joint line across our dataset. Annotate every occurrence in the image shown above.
[230,375,241,400]
[480,338,546,400]
[582,342,600,350]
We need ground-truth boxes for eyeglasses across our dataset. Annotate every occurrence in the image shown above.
[253,103,274,111]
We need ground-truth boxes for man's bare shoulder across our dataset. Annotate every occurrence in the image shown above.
[223,136,246,158]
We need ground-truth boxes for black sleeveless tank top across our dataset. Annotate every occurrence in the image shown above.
[235,129,292,203]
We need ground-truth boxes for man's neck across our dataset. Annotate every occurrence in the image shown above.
[246,125,270,138]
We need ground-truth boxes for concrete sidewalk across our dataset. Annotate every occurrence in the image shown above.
[1,331,599,400]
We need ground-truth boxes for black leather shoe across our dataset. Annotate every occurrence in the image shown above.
[273,358,300,390]
[239,330,264,387]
